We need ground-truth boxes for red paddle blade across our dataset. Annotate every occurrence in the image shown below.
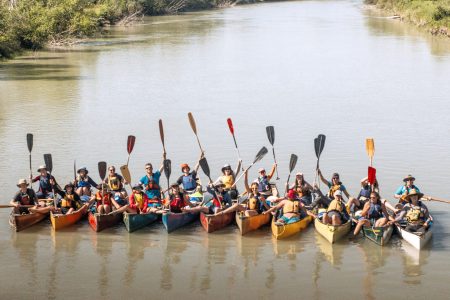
[368,166,376,185]
[127,135,136,154]
[227,118,234,135]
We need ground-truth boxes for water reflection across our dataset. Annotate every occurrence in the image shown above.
[400,241,431,284]
[315,234,345,267]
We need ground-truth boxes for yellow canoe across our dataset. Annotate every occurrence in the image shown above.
[236,212,271,235]
[314,218,351,244]
[51,206,87,230]
[271,215,312,240]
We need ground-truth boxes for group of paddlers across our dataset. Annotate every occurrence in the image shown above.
[10,150,433,235]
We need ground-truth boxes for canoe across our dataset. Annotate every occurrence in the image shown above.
[395,222,432,250]
[123,212,158,233]
[88,211,123,232]
[271,215,312,239]
[314,218,351,243]
[236,212,271,235]
[50,206,87,230]
[162,211,199,233]
[9,209,49,232]
[200,211,234,233]
[362,224,394,246]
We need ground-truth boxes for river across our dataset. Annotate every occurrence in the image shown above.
[1,0,449,299]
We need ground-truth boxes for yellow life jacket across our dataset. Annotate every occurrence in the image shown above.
[248,197,258,210]
[108,175,121,191]
[328,184,342,198]
[406,207,424,223]
[222,175,234,189]
[327,199,344,213]
[61,194,74,208]
[283,199,300,214]
[134,193,144,209]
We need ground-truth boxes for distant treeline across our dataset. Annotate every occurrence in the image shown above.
[0,0,258,59]
[366,0,450,36]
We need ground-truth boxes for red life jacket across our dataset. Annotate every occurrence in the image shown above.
[170,193,186,213]
[95,192,111,206]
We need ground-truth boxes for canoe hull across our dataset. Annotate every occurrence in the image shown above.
[314,219,351,243]
[363,225,394,246]
[395,224,432,250]
[88,212,123,232]
[123,212,158,233]
[162,212,199,233]
[51,207,87,230]
[236,212,271,235]
[200,212,234,233]
[9,210,49,232]
[271,215,312,239]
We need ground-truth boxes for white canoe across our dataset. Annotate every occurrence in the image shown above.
[395,223,432,250]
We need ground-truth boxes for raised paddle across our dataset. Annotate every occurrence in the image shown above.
[232,146,268,188]
[163,159,171,193]
[159,119,167,155]
[366,138,375,166]
[126,135,136,166]
[27,133,33,185]
[188,112,204,153]
[368,166,376,185]
[313,134,326,187]
[285,154,298,194]
[227,118,244,171]
[98,161,107,211]
[199,157,213,184]
[120,165,132,191]
[43,153,57,207]
[73,160,77,184]
[266,126,279,180]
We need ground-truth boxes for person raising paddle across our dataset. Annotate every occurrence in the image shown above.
[213,159,242,200]
[317,169,351,200]
[30,165,59,201]
[74,167,98,200]
[139,152,166,207]
[105,166,127,204]
[288,172,313,205]
[165,183,209,214]
[254,164,277,197]
[176,152,204,194]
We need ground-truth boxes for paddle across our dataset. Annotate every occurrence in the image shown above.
[126,135,136,166]
[422,196,450,204]
[188,112,204,153]
[232,146,268,188]
[163,159,171,194]
[73,160,77,184]
[366,138,375,166]
[285,154,298,194]
[0,204,34,208]
[227,118,244,171]
[266,126,280,180]
[368,166,376,191]
[313,134,326,187]
[27,133,33,185]
[159,119,167,155]
[120,165,132,191]
[98,161,107,211]
[43,153,57,207]
[198,157,216,206]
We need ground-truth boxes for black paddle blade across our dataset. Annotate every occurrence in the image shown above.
[254,146,268,163]
[43,154,53,173]
[127,135,136,155]
[314,137,320,159]
[318,134,326,157]
[163,159,171,180]
[199,157,211,178]
[26,133,33,152]
[266,126,275,145]
[289,154,298,172]
[98,161,107,181]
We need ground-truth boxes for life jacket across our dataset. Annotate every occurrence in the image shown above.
[367,202,383,219]
[327,183,342,198]
[170,193,186,213]
[258,176,270,193]
[145,174,160,191]
[77,175,90,187]
[248,195,259,210]
[39,174,53,193]
[18,190,33,205]
[406,204,425,224]
[107,175,122,191]
[95,191,111,206]
[61,194,75,208]
[399,185,420,203]
[133,193,145,210]
[358,185,371,199]
[182,173,197,191]
[212,192,226,208]
[283,199,300,214]
[294,182,311,197]
[327,199,345,213]
[222,175,234,189]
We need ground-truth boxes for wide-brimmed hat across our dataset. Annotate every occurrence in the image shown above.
[77,167,88,174]
[17,179,29,187]
[296,172,303,176]
[258,168,266,173]
[132,184,143,190]
[37,165,47,172]
[404,189,424,201]
[64,182,75,189]
[334,190,343,197]
[170,182,180,188]
[403,175,415,182]
[214,181,225,188]
[332,173,340,179]
[181,163,190,171]
[221,164,231,172]
[251,179,259,187]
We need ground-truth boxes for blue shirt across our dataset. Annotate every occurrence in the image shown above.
[140,171,161,199]
[395,185,420,196]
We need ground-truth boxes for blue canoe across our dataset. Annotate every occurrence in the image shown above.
[123,212,159,233]
[162,211,199,233]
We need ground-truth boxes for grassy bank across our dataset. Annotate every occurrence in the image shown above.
[0,0,257,59]
[366,0,450,37]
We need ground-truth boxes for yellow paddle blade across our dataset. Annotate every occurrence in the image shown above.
[365,138,375,158]
[120,165,131,184]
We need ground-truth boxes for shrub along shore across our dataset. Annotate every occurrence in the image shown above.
[366,0,450,37]
[0,0,257,59]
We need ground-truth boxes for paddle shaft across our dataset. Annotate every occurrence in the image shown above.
[285,174,291,195]
[423,196,450,204]
[0,205,34,208]
[271,147,280,180]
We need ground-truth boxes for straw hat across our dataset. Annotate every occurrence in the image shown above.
[132,184,143,190]
[77,167,88,174]
[403,175,415,182]
[37,165,47,172]
[404,189,424,201]
[17,179,29,187]
[334,190,343,197]
[221,164,231,172]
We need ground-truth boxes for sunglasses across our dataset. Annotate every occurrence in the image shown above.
[109,169,115,172]
[332,177,339,180]
[146,167,152,169]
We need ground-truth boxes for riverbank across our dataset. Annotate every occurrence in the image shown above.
[366,0,450,37]
[0,0,257,59]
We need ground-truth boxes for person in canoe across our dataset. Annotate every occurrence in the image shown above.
[105,165,128,205]
[254,164,277,197]
[176,152,204,195]
[206,181,232,215]
[75,167,97,200]
[263,189,310,225]
[10,179,43,214]
[166,183,209,214]
[288,172,313,205]
[127,184,151,214]
[347,176,379,214]
[139,153,166,207]
[322,190,350,225]
[391,175,422,210]
[317,169,351,200]
[393,189,432,235]
[30,165,60,201]
[353,191,390,236]
[214,160,242,200]
[87,183,116,214]
[55,183,84,215]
